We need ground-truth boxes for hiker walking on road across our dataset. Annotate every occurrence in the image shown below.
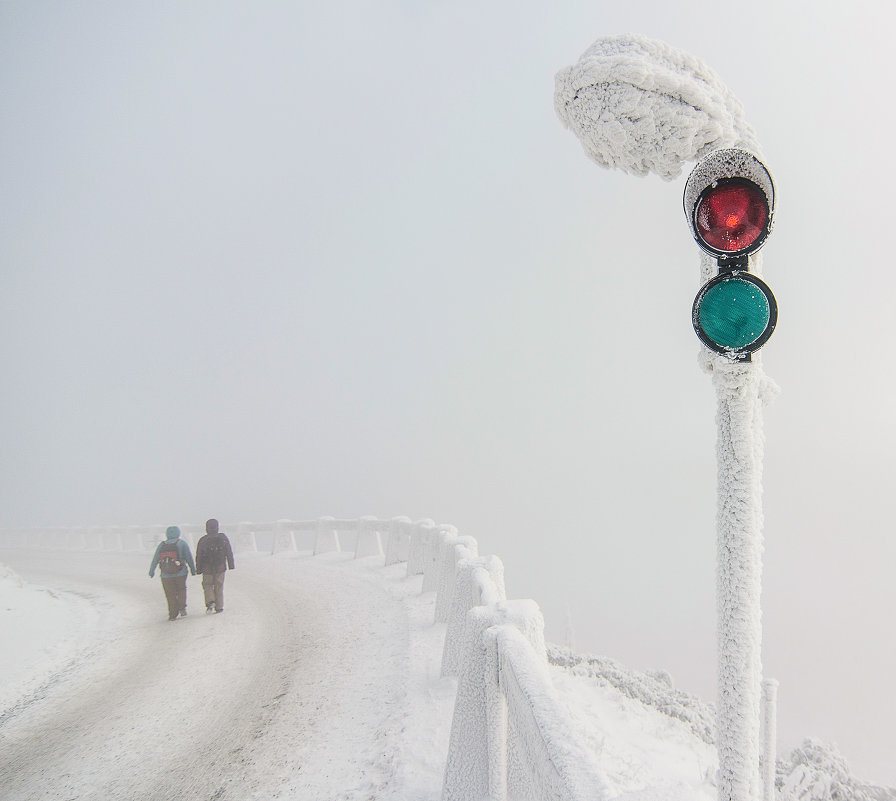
[149,525,197,621]
[195,518,234,614]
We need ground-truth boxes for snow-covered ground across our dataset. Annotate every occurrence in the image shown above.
[0,549,456,800]
[0,549,891,800]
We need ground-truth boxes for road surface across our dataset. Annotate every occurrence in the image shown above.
[0,548,421,800]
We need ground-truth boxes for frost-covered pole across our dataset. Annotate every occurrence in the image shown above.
[555,34,778,801]
[761,678,779,801]
[710,350,769,801]
[687,145,778,801]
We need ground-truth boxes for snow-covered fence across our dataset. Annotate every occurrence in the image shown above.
[498,625,612,801]
[0,517,455,565]
[432,533,608,801]
[0,524,171,552]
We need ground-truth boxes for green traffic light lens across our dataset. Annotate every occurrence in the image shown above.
[693,273,777,354]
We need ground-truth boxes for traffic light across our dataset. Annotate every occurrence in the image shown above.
[684,148,777,359]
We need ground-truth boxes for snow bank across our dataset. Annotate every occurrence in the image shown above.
[548,649,718,801]
[547,645,715,746]
[777,740,895,801]
[548,646,896,801]
[0,561,97,717]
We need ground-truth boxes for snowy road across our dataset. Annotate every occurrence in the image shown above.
[0,549,452,801]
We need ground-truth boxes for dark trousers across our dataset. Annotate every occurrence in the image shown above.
[161,574,188,619]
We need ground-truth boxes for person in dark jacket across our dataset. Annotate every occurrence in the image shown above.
[195,518,234,613]
[149,525,197,620]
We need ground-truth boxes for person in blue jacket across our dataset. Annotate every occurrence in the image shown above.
[149,525,196,620]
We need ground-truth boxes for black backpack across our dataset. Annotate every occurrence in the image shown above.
[204,534,226,566]
[159,542,183,576]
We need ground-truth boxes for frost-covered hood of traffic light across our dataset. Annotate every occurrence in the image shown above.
[554,34,760,181]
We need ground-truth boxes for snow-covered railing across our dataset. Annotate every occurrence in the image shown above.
[0,517,445,562]
[0,524,256,554]
[433,528,609,801]
[497,625,612,800]
[0,517,609,800]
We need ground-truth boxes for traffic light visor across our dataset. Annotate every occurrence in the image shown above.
[684,149,774,259]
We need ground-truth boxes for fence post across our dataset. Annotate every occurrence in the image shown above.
[762,678,779,801]
[355,516,385,559]
[483,625,508,801]
[407,518,435,576]
[435,535,478,624]
[271,519,298,554]
[443,604,507,801]
[423,525,457,593]
[442,555,506,677]
[442,599,544,801]
[385,515,411,566]
[314,516,341,555]
[234,522,258,553]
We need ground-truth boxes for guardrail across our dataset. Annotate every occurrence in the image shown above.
[0,517,439,561]
[0,517,609,801]
[432,527,609,801]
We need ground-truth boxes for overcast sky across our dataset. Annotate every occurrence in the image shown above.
[1,0,894,787]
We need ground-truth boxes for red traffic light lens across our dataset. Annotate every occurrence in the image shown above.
[695,179,769,255]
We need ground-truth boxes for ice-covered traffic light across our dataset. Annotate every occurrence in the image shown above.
[684,148,777,359]
[685,148,774,260]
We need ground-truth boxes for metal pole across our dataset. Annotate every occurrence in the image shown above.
[711,356,768,801]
